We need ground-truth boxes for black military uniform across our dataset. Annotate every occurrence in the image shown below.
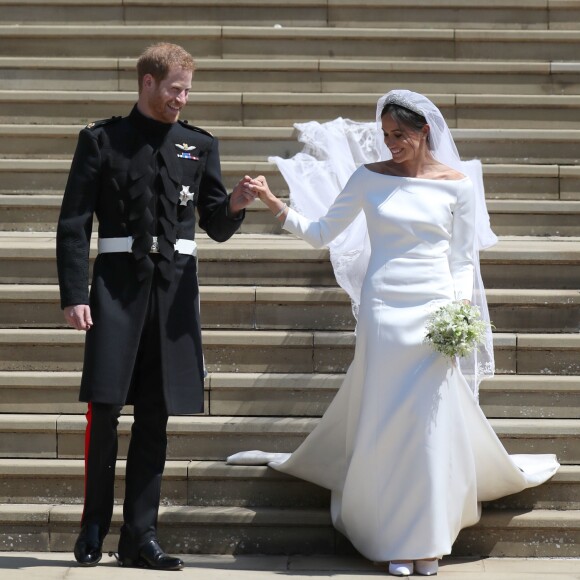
[57,105,244,566]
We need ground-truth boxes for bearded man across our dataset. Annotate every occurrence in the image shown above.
[57,42,257,570]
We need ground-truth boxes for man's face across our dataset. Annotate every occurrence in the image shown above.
[140,66,192,124]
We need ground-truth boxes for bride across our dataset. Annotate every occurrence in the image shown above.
[228,90,559,576]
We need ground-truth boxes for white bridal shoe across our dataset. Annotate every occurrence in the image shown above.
[388,561,413,576]
[415,559,439,576]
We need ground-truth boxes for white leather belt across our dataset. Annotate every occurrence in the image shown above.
[98,236,197,256]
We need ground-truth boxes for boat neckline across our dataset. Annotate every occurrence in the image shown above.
[362,164,469,182]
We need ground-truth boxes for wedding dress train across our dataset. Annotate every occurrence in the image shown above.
[227,166,559,561]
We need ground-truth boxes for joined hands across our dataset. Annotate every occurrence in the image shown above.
[228,175,263,215]
[246,175,288,220]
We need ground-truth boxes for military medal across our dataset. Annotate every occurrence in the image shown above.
[175,143,198,160]
[179,185,194,206]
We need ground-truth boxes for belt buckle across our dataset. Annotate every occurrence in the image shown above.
[150,237,159,253]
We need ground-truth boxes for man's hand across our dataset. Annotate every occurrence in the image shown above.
[228,175,261,216]
[64,304,93,331]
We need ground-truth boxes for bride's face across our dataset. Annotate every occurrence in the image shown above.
[381,114,428,164]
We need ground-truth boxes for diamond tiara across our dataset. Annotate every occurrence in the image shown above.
[380,94,425,118]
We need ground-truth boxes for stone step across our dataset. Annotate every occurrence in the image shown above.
[252,93,580,129]
[487,200,580,236]
[0,458,577,511]
[208,373,580,420]
[0,23,580,61]
[4,92,580,129]
[0,159,288,196]
[0,458,324,509]
[479,236,580,289]
[454,509,580,558]
[0,160,567,200]
[0,92,244,128]
[0,371,100,414]
[0,284,353,330]
[1,0,575,30]
[0,328,519,375]
[0,0,329,27]
[3,195,580,237]
[455,130,580,165]
[0,502,333,554]
[1,284,579,334]
[0,233,579,289]
[0,194,293,234]
[0,413,577,463]
[1,26,580,61]
[0,458,195,507]
[2,57,579,95]
[1,124,578,164]
[3,327,580,375]
[1,503,578,556]
[480,375,580,420]
[1,371,578,419]
[0,555,578,579]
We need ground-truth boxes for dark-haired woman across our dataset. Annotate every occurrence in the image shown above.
[228,91,558,576]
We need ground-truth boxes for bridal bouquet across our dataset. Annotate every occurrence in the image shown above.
[424,301,489,359]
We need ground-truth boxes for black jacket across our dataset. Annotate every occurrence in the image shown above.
[57,105,244,414]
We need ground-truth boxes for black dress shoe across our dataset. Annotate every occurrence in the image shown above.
[73,523,103,567]
[118,539,183,571]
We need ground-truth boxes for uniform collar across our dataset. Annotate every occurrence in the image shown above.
[129,104,174,138]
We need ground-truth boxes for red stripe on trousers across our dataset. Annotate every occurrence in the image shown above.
[81,402,92,523]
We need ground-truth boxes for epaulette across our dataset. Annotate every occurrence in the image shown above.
[178,119,213,137]
[85,116,123,130]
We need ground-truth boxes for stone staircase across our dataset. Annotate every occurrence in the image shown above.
[0,0,579,559]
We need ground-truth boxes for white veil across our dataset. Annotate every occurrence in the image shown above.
[269,90,496,398]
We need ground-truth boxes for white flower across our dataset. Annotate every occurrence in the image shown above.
[424,301,490,359]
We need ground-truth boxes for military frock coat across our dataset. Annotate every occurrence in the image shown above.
[56,106,244,415]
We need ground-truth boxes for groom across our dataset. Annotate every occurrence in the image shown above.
[57,42,257,570]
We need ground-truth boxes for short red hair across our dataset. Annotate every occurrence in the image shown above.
[137,43,195,92]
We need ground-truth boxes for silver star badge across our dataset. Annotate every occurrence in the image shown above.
[179,185,194,206]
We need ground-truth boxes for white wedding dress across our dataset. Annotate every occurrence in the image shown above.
[228,165,559,561]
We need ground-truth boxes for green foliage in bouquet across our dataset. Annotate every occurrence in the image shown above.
[424,301,489,359]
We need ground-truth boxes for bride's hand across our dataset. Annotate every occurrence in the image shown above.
[249,175,274,202]
[250,175,289,220]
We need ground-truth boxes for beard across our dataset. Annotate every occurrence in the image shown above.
[147,93,181,124]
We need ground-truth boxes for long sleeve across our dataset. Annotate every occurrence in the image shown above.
[197,136,244,242]
[282,172,362,249]
[56,129,100,309]
[448,180,476,301]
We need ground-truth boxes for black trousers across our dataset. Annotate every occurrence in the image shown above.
[80,285,169,556]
